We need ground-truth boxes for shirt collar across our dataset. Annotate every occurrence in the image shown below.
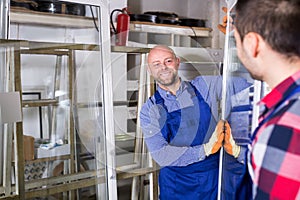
[260,70,300,110]
[157,79,191,98]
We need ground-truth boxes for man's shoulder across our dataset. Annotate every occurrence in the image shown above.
[191,75,220,84]
[264,96,300,132]
[189,76,221,91]
[279,95,300,122]
[141,95,156,111]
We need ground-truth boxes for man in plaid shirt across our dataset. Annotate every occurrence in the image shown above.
[231,0,300,199]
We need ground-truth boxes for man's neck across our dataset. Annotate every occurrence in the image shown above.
[159,78,181,95]
[264,55,300,89]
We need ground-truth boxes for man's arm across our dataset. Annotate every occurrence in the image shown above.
[140,101,224,167]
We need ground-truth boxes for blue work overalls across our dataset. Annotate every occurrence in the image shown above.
[221,151,252,200]
[154,82,219,200]
[222,86,253,200]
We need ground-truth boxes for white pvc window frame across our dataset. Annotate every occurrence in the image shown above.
[5,0,117,199]
[60,1,118,199]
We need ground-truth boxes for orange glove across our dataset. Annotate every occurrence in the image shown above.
[218,7,228,34]
[223,121,240,158]
[203,120,225,156]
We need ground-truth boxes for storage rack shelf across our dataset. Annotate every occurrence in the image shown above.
[1,39,158,199]
[130,21,212,37]
[10,7,212,40]
[10,7,96,28]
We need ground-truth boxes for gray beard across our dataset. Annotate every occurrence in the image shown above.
[156,73,178,87]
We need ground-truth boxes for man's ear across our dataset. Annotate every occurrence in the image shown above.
[175,56,180,69]
[243,32,260,58]
[176,56,180,64]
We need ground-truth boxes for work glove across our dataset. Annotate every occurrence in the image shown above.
[203,120,225,156]
[223,121,240,158]
[217,7,228,34]
[217,7,235,35]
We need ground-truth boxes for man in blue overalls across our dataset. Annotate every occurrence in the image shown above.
[140,45,252,199]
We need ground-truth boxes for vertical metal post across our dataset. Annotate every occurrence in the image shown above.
[96,2,118,199]
[1,46,15,197]
[14,45,26,199]
[3,123,13,196]
[0,0,9,39]
[211,0,220,48]
[0,0,9,91]
[131,53,148,200]
[146,72,159,200]
[219,1,238,200]
[0,108,2,188]
[0,1,9,187]
[68,50,76,199]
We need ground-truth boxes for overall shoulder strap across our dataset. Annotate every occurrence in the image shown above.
[153,90,164,105]
[189,81,204,100]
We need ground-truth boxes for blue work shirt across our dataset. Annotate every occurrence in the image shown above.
[140,75,251,166]
[140,75,253,200]
[140,76,222,167]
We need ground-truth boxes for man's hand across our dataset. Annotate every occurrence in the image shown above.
[204,120,225,156]
[223,121,240,158]
[218,7,228,34]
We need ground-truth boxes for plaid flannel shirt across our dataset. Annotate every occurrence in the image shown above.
[249,70,300,199]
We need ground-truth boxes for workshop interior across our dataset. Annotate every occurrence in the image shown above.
[0,0,268,199]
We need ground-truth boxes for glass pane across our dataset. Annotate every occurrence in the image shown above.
[139,44,224,199]
[0,1,110,199]
[110,47,149,199]
[220,3,254,199]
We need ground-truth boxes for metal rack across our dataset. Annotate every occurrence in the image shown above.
[0,40,99,199]
[1,1,116,199]
[0,40,159,199]
[110,45,159,200]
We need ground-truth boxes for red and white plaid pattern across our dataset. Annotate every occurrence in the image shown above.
[250,70,300,199]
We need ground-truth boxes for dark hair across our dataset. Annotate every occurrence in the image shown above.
[235,0,300,58]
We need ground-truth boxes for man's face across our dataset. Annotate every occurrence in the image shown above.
[147,48,180,87]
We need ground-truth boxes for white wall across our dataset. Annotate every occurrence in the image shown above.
[109,0,128,22]
[142,0,188,17]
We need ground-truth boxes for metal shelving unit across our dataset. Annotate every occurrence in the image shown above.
[128,21,213,48]
[110,45,159,200]
[1,1,119,199]
[0,39,100,199]
[0,38,159,199]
